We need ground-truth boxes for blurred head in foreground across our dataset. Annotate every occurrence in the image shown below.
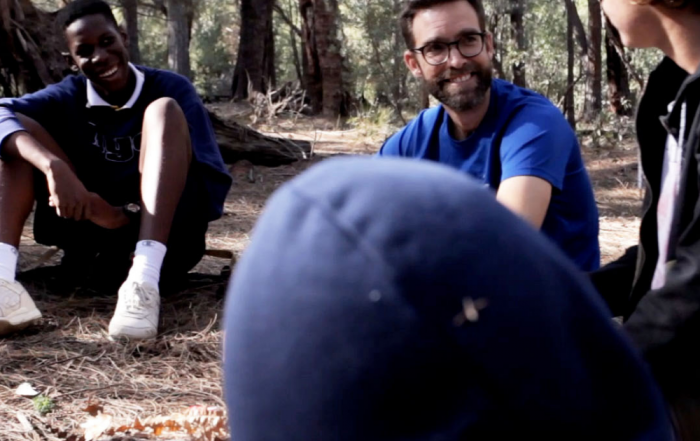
[224,157,671,441]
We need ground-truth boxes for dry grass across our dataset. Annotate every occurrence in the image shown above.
[1,108,643,440]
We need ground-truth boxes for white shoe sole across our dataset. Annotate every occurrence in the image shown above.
[108,325,157,341]
[0,308,42,337]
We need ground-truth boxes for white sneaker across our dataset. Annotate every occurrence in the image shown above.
[108,281,160,340]
[0,279,42,336]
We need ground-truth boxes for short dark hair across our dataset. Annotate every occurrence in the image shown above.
[58,0,119,30]
[399,0,487,49]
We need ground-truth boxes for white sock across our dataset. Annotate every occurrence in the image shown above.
[126,240,167,288]
[0,243,18,283]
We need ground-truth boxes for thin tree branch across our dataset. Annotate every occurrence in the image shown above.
[564,0,588,56]
[273,3,302,37]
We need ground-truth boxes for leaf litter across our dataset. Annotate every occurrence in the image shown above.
[1,112,644,440]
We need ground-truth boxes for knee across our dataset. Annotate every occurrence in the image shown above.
[143,98,186,128]
[15,112,47,138]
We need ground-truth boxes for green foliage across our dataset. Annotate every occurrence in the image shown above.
[274,0,303,84]
[191,0,237,96]
[347,105,401,138]
[138,11,168,70]
[32,395,55,415]
[340,0,410,108]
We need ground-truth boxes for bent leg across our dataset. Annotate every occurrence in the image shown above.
[0,113,65,247]
[138,97,192,244]
[0,155,34,248]
[108,99,193,340]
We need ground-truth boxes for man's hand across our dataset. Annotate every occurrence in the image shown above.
[45,160,92,221]
[496,176,552,229]
[86,193,131,229]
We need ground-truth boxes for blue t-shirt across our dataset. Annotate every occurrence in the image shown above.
[378,79,600,271]
[0,65,232,221]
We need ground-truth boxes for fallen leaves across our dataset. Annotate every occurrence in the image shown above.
[80,404,229,441]
[81,413,113,441]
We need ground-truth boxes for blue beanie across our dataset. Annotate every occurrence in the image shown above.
[224,157,671,441]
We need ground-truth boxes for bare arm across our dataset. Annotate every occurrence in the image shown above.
[3,114,90,221]
[3,122,70,173]
[496,175,552,229]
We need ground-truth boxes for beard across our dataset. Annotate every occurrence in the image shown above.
[423,62,493,112]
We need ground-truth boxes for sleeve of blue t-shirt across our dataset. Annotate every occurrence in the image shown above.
[377,107,442,158]
[499,105,574,191]
[378,131,403,157]
[0,80,77,159]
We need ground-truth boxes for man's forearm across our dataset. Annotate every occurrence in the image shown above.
[2,113,73,175]
[4,131,60,174]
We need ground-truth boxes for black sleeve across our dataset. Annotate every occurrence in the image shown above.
[589,245,638,317]
[623,125,700,393]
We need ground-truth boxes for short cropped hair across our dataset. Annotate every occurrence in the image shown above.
[57,0,119,30]
[399,0,487,49]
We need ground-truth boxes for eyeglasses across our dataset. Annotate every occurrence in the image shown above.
[412,33,486,66]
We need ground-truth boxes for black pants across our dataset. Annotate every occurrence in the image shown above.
[32,166,210,290]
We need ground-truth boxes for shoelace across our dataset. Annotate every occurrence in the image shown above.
[124,283,155,313]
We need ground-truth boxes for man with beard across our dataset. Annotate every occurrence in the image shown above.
[379,0,600,272]
[0,0,231,340]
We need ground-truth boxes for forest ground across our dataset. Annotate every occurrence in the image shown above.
[1,105,642,441]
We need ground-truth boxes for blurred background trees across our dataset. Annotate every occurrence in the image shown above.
[1,0,662,126]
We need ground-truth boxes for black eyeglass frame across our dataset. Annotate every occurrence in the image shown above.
[411,32,487,66]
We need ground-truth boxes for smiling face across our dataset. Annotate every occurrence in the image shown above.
[65,13,131,96]
[404,0,494,112]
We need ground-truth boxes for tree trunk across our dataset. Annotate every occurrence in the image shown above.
[489,13,507,79]
[564,0,588,54]
[563,0,587,125]
[232,0,275,99]
[299,0,321,112]
[119,0,141,65]
[605,20,632,116]
[392,0,405,110]
[299,0,346,118]
[0,0,70,96]
[290,26,303,85]
[509,0,527,88]
[585,0,602,120]
[165,0,193,79]
[565,0,576,129]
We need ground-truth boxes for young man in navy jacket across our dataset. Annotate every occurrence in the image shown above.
[0,0,231,340]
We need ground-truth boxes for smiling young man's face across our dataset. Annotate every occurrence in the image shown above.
[65,14,131,97]
[404,0,494,112]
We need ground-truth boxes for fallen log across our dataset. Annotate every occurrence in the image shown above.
[208,110,312,166]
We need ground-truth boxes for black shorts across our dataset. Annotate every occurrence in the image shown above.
[32,164,211,287]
